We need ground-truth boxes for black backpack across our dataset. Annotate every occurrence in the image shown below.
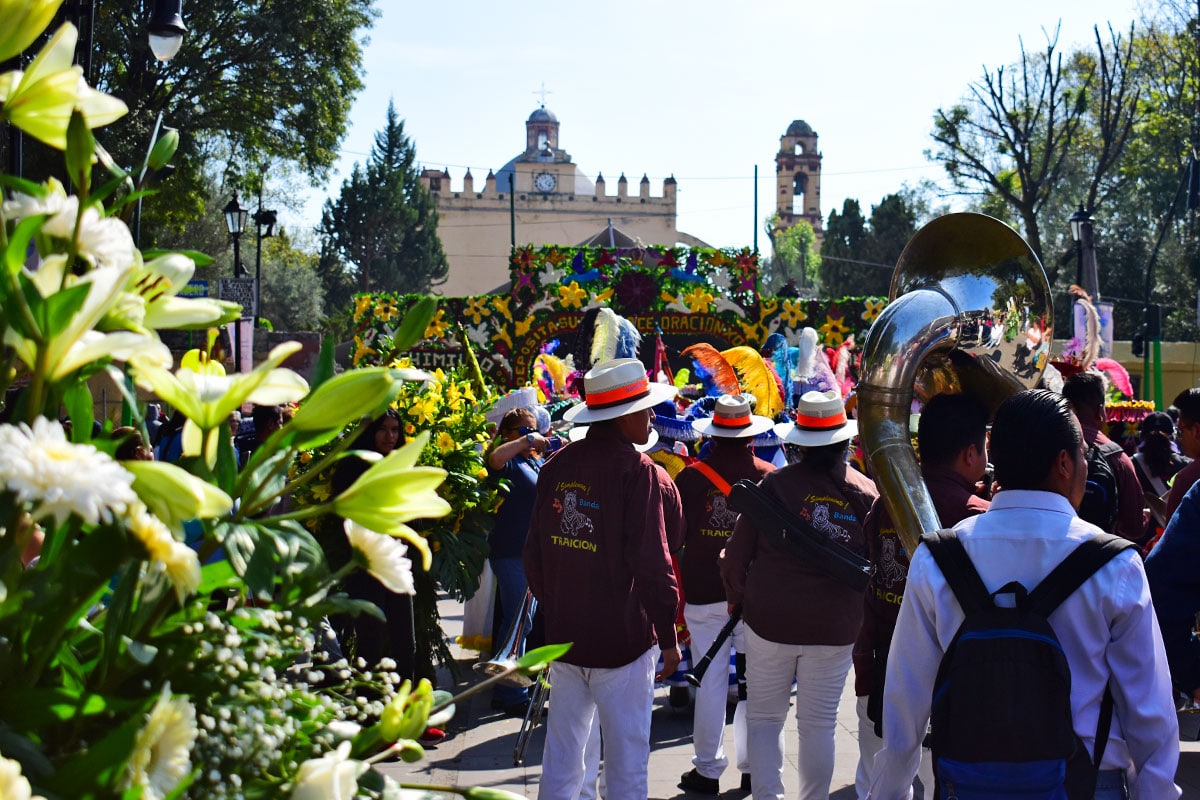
[1076,441,1124,532]
[923,529,1134,800]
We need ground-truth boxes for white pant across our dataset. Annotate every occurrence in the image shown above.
[580,710,604,800]
[685,602,748,780]
[856,696,933,800]
[745,625,853,800]
[539,648,655,800]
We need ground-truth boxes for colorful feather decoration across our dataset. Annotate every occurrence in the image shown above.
[722,346,783,419]
[680,343,740,396]
[1094,358,1134,399]
[761,332,792,409]
[590,307,622,366]
[794,327,838,396]
[534,353,571,397]
[615,314,642,360]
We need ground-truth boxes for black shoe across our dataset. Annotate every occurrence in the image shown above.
[502,700,529,718]
[679,769,720,795]
[740,773,752,793]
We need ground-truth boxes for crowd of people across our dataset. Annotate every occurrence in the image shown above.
[486,358,1200,800]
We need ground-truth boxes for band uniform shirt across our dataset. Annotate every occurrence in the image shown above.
[853,464,989,695]
[523,424,681,668]
[867,489,1180,800]
[721,458,877,646]
[676,446,775,605]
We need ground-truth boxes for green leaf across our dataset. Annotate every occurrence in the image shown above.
[515,642,572,673]
[64,111,95,196]
[62,383,94,444]
[197,558,237,595]
[42,706,143,796]
[214,420,240,495]
[141,248,213,267]
[310,334,336,390]
[463,787,527,800]
[391,296,437,352]
[5,214,47,276]
[40,282,91,338]
[0,174,47,197]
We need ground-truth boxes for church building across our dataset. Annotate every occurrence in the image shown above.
[420,107,706,297]
[774,119,823,238]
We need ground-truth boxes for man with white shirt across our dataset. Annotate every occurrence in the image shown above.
[867,389,1180,800]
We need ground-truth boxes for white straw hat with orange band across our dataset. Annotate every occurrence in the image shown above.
[774,389,858,446]
[692,394,775,439]
[563,358,678,424]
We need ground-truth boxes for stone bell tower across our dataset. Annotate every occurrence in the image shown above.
[775,120,823,237]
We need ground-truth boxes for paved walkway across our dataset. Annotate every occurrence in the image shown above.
[380,596,1200,799]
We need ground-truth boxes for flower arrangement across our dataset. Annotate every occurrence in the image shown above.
[0,2,564,797]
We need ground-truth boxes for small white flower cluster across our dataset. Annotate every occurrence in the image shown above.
[177,609,405,800]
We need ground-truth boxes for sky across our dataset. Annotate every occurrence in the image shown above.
[285,0,1149,257]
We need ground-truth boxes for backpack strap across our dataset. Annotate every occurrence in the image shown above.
[920,529,993,616]
[1027,534,1133,774]
[1026,534,1134,617]
[692,461,732,496]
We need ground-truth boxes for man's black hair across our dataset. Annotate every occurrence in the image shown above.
[798,440,849,471]
[990,389,1080,490]
[1061,371,1106,416]
[251,403,282,429]
[918,394,989,468]
[1172,388,1200,425]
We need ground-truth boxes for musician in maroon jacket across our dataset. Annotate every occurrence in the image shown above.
[676,394,776,796]
[721,389,877,800]
[853,392,990,800]
[524,358,682,800]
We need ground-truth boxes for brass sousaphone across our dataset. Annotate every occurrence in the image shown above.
[858,213,1053,556]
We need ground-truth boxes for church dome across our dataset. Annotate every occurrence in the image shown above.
[786,119,815,137]
[528,106,558,124]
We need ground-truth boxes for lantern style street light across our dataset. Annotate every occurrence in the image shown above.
[149,0,187,62]
[224,192,250,277]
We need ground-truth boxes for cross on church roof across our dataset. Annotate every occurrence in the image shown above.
[533,82,552,107]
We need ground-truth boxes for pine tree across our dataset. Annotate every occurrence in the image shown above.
[319,103,448,308]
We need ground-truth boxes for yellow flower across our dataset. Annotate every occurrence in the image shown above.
[0,0,62,64]
[352,336,377,366]
[436,431,457,455]
[0,23,126,149]
[592,287,614,304]
[375,297,399,321]
[515,316,533,337]
[123,685,196,800]
[300,451,313,464]
[126,504,201,604]
[491,327,513,349]
[682,286,715,313]
[737,319,763,341]
[404,422,416,436]
[780,298,808,327]
[354,295,373,321]
[311,482,332,503]
[660,289,677,303]
[819,314,852,347]
[464,297,491,324]
[861,298,886,323]
[557,281,588,309]
[423,309,450,340]
[408,394,440,426]
[491,295,512,321]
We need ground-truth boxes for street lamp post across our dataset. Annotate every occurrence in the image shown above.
[252,178,277,331]
[224,193,249,371]
[148,0,187,62]
[1068,204,1097,300]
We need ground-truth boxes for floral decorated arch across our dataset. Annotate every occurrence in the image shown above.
[352,245,889,386]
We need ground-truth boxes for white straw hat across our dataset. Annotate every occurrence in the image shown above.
[774,389,858,446]
[691,394,775,438]
[567,425,660,452]
[563,358,677,423]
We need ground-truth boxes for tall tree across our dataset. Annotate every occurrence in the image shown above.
[929,23,1139,265]
[319,103,448,307]
[2,0,376,234]
[258,231,325,332]
[819,197,914,298]
[763,214,821,295]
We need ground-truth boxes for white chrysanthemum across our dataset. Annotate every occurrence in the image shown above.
[124,685,197,800]
[74,205,135,271]
[0,754,45,800]
[127,504,201,603]
[344,520,415,595]
[0,417,136,526]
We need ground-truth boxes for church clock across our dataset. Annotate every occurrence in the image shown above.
[534,172,557,193]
